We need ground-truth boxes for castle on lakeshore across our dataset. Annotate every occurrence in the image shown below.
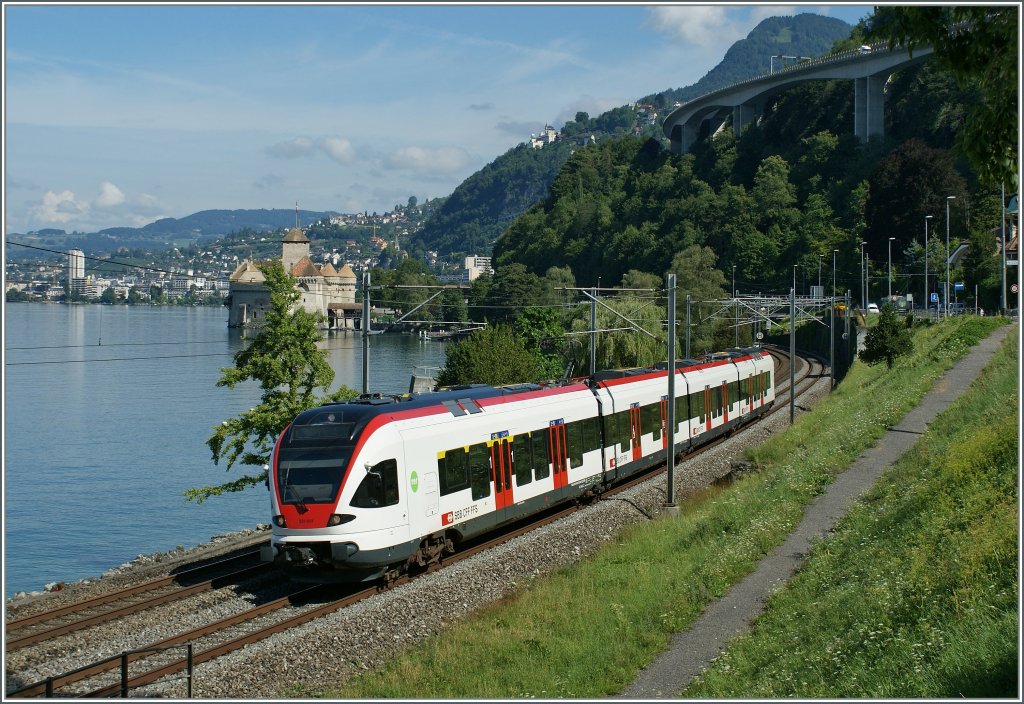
[226,227,360,329]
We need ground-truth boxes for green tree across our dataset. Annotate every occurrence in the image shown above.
[6,287,32,302]
[868,6,1018,190]
[859,303,913,368]
[511,306,568,379]
[187,262,358,503]
[668,244,730,355]
[436,325,544,387]
[100,286,118,304]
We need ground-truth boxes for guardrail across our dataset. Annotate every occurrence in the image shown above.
[10,642,194,699]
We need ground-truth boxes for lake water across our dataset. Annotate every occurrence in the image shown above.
[3,304,448,596]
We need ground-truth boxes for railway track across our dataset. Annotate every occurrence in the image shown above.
[6,347,825,698]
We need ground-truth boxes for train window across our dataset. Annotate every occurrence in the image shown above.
[581,417,599,453]
[566,422,583,469]
[533,430,551,481]
[613,410,631,450]
[349,459,399,509]
[689,391,704,423]
[766,371,772,393]
[728,381,739,406]
[439,448,469,496]
[513,433,532,487]
[741,377,749,403]
[468,443,490,501]
[601,414,616,451]
[711,386,723,418]
[642,403,661,442]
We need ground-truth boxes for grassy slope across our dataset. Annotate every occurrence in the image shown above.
[321,316,1014,699]
[688,325,1018,698]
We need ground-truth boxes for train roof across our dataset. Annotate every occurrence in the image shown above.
[286,381,581,443]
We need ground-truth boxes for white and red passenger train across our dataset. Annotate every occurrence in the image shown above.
[261,346,775,582]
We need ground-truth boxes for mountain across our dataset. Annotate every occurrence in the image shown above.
[413,12,854,258]
[642,13,855,111]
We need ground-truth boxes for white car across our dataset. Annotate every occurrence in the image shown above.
[867,303,880,313]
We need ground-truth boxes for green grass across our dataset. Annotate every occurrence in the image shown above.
[309,316,1012,699]
[687,327,1018,698]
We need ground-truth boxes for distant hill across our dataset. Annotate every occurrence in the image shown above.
[97,208,334,239]
[6,209,337,257]
[413,12,853,258]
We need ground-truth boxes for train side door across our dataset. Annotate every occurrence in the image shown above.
[546,420,569,489]
[628,403,642,461]
[722,381,730,423]
[489,435,514,511]
[704,386,712,432]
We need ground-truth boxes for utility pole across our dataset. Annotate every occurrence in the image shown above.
[685,294,691,359]
[590,287,597,375]
[361,270,371,394]
[946,195,956,319]
[831,249,838,388]
[1001,182,1007,314]
[789,285,796,425]
[665,273,678,514]
[924,215,932,315]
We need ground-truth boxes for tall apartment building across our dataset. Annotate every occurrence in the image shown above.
[68,249,85,280]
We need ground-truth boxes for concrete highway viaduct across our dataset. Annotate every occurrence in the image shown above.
[663,41,934,154]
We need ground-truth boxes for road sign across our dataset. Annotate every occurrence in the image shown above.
[755,332,764,340]
[930,292,939,303]
[954,281,965,292]
[1012,283,1019,294]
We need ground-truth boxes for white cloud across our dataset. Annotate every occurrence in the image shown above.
[94,181,126,208]
[23,184,169,232]
[31,189,90,224]
[383,146,473,174]
[645,6,745,49]
[319,136,356,164]
[265,135,356,164]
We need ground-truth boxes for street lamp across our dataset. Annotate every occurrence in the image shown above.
[831,249,838,388]
[833,249,839,300]
[860,240,867,309]
[946,195,956,319]
[888,237,896,300]
[924,215,933,314]
[732,265,737,347]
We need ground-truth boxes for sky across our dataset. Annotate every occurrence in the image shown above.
[3,3,874,235]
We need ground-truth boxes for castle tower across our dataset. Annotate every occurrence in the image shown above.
[281,227,310,275]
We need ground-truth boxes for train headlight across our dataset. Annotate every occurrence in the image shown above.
[273,515,286,528]
[328,514,356,526]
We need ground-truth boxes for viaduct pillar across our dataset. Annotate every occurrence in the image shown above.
[853,74,886,142]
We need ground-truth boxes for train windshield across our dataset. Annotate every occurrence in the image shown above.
[277,409,360,505]
[277,448,350,505]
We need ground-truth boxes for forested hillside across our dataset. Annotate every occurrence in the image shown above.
[413,12,853,258]
[411,107,651,258]
[493,55,1003,309]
